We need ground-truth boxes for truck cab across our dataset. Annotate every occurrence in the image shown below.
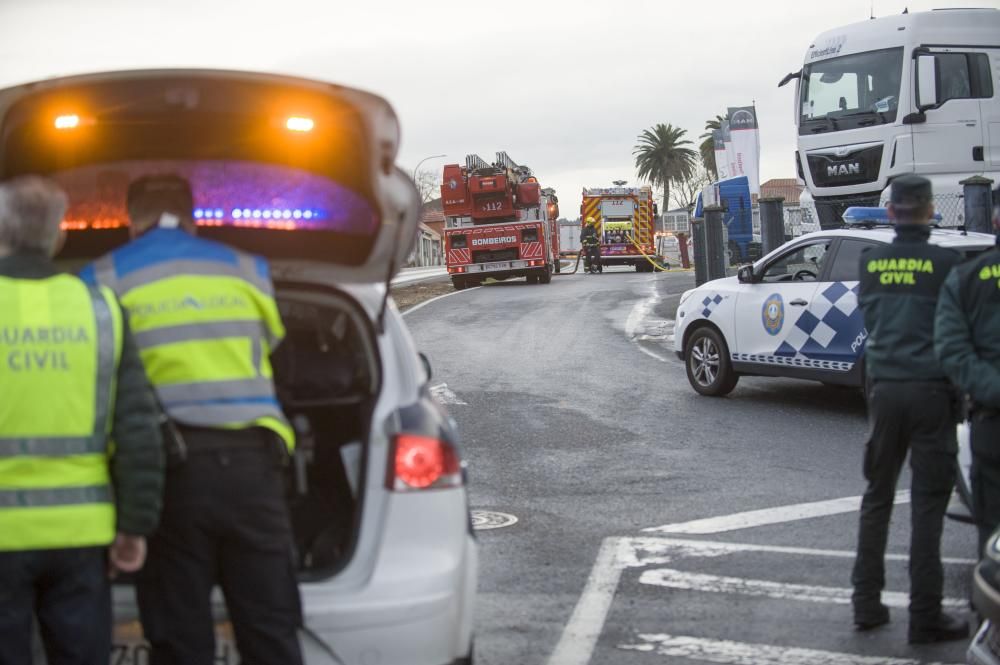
[786,8,1000,228]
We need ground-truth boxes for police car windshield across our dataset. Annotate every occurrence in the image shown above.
[799,47,903,135]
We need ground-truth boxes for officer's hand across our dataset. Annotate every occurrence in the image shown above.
[109,533,147,577]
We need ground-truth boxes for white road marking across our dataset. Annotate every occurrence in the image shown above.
[638,568,966,609]
[401,285,481,317]
[619,633,964,665]
[546,537,627,665]
[644,490,911,534]
[430,383,467,405]
[624,536,976,567]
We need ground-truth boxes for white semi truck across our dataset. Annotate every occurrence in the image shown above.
[782,8,1000,229]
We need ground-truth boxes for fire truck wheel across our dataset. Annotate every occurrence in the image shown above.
[554,260,561,274]
[451,277,467,290]
[539,267,552,284]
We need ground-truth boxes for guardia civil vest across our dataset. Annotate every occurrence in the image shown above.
[0,274,123,551]
[82,229,293,450]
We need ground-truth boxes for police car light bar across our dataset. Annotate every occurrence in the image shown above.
[842,206,943,227]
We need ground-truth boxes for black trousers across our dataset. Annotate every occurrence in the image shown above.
[971,413,1000,554]
[136,428,303,665]
[0,546,110,665]
[851,380,957,620]
[584,245,601,269]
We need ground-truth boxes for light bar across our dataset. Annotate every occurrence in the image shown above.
[286,116,314,132]
[192,207,324,223]
[54,114,80,130]
[843,206,944,226]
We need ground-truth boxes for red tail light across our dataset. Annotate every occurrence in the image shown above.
[387,434,463,491]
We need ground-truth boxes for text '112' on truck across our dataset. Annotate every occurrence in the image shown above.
[441,152,560,290]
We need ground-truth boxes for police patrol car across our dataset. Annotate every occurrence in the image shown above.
[674,208,995,396]
[0,70,476,665]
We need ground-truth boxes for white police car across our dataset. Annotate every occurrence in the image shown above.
[0,70,476,665]
[674,209,995,396]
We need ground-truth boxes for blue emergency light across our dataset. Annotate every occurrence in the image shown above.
[842,206,943,227]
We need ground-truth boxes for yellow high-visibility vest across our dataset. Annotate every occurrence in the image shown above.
[0,275,123,551]
[88,230,293,450]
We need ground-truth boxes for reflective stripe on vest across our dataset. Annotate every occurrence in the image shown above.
[95,253,293,450]
[0,277,121,551]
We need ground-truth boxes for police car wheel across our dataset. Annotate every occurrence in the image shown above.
[685,327,738,396]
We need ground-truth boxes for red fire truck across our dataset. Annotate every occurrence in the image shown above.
[441,152,560,290]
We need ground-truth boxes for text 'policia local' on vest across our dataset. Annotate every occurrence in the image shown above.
[83,229,294,451]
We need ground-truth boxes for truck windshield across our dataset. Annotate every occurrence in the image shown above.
[799,47,904,135]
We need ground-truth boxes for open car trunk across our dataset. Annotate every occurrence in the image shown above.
[271,285,379,579]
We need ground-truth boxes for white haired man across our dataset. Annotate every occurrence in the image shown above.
[0,176,163,665]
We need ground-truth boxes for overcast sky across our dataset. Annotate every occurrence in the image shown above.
[1,0,996,212]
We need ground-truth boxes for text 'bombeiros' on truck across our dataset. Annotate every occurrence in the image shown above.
[781,7,1000,230]
[441,152,560,290]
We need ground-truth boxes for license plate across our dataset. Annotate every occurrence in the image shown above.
[111,621,238,665]
[469,261,508,273]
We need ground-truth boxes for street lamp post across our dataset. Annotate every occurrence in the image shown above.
[411,154,447,181]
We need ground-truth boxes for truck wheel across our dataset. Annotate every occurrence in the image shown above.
[452,277,466,291]
[539,267,552,284]
[684,327,738,396]
[554,260,561,274]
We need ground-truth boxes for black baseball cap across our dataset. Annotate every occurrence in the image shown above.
[889,175,932,210]
[126,174,194,221]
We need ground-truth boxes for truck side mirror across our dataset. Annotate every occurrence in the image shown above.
[737,265,755,284]
[916,55,938,110]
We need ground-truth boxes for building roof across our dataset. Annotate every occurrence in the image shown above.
[420,208,445,225]
[760,178,804,204]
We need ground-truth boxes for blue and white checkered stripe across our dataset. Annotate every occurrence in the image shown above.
[772,281,863,370]
[700,294,723,318]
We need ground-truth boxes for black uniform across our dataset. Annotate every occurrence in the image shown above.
[580,225,601,272]
[935,234,1000,553]
[851,177,965,642]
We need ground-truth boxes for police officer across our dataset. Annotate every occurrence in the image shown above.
[850,175,968,643]
[0,176,163,664]
[81,175,303,665]
[936,183,1000,554]
[580,217,601,273]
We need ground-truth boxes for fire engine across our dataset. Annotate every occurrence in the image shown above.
[580,184,658,271]
[441,152,560,290]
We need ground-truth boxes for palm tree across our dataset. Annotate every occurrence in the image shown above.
[633,123,697,211]
[698,114,726,181]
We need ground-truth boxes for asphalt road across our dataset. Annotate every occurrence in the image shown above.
[404,266,978,665]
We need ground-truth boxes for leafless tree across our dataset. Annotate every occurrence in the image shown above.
[414,168,442,204]
[670,168,711,211]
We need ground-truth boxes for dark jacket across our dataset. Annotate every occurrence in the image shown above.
[0,252,164,536]
[580,225,599,246]
[858,224,961,381]
[935,242,1000,409]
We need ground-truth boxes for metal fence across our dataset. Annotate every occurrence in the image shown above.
[799,192,967,231]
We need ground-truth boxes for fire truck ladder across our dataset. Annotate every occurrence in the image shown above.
[495,152,533,180]
[465,154,492,172]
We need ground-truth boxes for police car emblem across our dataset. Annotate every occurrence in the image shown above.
[762,293,784,336]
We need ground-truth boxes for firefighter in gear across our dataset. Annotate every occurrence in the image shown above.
[0,176,163,665]
[850,175,967,643]
[580,217,601,274]
[936,184,1000,555]
[81,175,303,665]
